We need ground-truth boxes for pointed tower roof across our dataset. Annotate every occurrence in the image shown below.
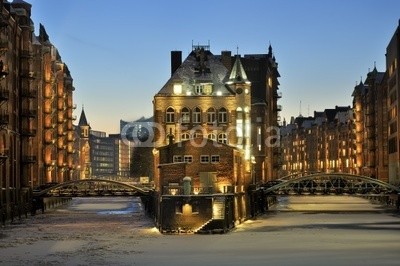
[227,56,249,84]
[78,107,89,126]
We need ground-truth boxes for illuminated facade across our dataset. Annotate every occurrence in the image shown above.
[76,108,91,179]
[352,69,388,181]
[386,21,400,185]
[152,44,281,232]
[153,44,281,184]
[0,1,76,220]
[38,25,76,183]
[280,107,356,176]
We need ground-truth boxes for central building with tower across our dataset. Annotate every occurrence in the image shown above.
[150,44,281,232]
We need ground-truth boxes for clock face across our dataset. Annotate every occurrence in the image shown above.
[236,88,243,94]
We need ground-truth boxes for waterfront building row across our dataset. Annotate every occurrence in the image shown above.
[0,1,76,218]
[280,21,400,186]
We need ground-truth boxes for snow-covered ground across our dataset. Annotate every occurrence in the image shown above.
[0,196,399,266]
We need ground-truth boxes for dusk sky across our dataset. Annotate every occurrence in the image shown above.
[29,0,400,133]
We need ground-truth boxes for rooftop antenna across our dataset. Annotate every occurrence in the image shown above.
[299,100,302,117]
[374,61,376,68]
[236,46,239,56]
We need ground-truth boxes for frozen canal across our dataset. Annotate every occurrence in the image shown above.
[0,196,399,266]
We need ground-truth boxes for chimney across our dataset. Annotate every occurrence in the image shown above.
[221,51,232,71]
[171,51,182,76]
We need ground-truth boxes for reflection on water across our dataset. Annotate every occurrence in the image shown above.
[68,197,143,215]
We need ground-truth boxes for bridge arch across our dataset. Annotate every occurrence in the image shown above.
[264,173,400,195]
[33,179,152,197]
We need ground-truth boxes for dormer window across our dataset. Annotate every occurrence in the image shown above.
[194,83,213,95]
[173,84,182,95]
[195,84,203,94]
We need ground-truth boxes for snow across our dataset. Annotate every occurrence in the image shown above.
[0,196,399,266]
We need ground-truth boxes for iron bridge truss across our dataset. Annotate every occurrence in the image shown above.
[33,179,152,197]
[263,173,400,196]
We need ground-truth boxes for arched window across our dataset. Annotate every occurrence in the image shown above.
[207,133,217,141]
[193,107,201,124]
[166,107,175,123]
[207,107,216,124]
[218,107,227,123]
[218,133,227,144]
[181,107,190,124]
[181,132,190,141]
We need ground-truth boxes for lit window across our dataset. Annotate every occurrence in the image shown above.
[193,107,201,123]
[207,107,216,124]
[218,107,227,123]
[166,107,175,123]
[195,84,203,94]
[207,133,217,141]
[181,107,190,123]
[200,155,209,163]
[211,155,220,163]
[204,83,213,95]
[218,133,227,144]
[181,133,190,141]
[173,84,182,95]
[173,155,182,163]
[184,155,193,163]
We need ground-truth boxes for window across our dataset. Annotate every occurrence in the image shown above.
[200,155,209,163]
[203,83,213,95]
[195,84,203,94]
[173,155,182,162]
[181,132,190,141]
[193,107,201,124]
[181,107,190,123]
[207,133,217,141]
[184,155,193,163]
[211,155,220,163]
[218,107,227,123]
[193,131,203,139]
[166,107,175,123]
[207,107,216,124]
[173,84,182,95]
[218,133,227,144]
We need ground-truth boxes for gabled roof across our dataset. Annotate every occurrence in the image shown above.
[78,108,89,126]
[156,49,233,96]
[227,56,249,83]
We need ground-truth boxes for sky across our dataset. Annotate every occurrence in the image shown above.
[27,0,400,133]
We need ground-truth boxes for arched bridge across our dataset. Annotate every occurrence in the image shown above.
[263,173,400,196]
[33,179,153,197]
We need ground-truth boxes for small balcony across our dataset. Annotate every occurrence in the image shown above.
[274,105,282,112]
[44,91,54,100]
[44,138,56,145]
[45,160,56,167]
[274,91,282,99]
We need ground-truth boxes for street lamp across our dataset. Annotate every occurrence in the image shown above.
[251,155,256,184]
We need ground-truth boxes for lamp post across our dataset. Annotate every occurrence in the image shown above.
[251,155,256,185]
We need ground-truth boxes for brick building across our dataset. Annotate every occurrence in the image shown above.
[150,44,281,232]
[0,1,76,221]
[280,106,356,176]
